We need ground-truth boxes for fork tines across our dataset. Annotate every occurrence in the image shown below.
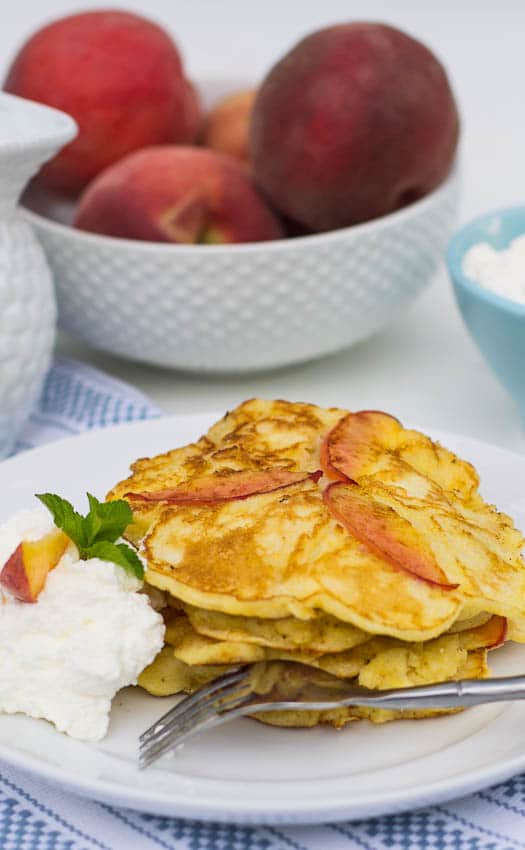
[139,667,253,769]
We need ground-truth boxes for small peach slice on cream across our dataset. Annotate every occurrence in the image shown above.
[323,481,457,589]
[126,468,322,505]
[0,529,70,602]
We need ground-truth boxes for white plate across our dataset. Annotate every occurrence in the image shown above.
[1,413,525,825]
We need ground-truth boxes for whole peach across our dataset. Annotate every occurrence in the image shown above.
[4,10,199,194]
[73,146,284,244]
[202,90,256,166]
[251,23,459,231]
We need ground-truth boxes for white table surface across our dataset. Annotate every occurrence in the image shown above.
[4,0,525,450]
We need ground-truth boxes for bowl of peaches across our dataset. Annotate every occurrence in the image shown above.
[10,10,460,372]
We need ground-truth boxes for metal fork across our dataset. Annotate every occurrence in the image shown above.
[139,666,525,768]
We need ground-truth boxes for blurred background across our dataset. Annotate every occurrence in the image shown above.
[3,0,525,448]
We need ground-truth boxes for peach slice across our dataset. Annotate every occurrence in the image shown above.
[0,529,70,602]
[323,481,457,588]
[319,436,347,482]
[322,410,401,481]
[126,468,322,505]
[464,616,507,650]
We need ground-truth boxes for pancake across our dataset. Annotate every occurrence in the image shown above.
[249,650,489,728]
[141,473,524,640]
[108,399,346,544]
[142,482,464,640]
[138,627,491,726]
[137,647,230,697]
[161,608,503,679]
[107,398,525,729]
[184,604,370,652]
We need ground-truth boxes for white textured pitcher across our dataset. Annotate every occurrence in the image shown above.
[0,94,76,457]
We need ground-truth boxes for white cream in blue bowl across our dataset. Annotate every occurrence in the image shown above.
[447,206,525,419]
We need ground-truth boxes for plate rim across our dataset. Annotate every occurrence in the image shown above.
[3,730,525,824]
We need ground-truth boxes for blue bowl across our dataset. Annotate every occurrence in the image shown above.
[447,205,525,418]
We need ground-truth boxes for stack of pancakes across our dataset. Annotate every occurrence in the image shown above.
[108,399,525,727]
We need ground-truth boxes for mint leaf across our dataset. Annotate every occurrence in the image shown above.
[36,493,88,549]
[86,540,144,579]
[36,492,142,580]
[84,493,132,546]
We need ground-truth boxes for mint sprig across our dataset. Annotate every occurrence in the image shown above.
[35,492,144,580]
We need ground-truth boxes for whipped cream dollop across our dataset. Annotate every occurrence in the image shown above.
[462,234,525,304]
[0,508,164,740]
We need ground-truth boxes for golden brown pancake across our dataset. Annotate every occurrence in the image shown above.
[108,399,525,728]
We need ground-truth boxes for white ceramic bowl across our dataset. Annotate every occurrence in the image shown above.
[22,95,459,373]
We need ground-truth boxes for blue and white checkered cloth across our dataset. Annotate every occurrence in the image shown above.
[3,356,525,850]
[14,356,162,454]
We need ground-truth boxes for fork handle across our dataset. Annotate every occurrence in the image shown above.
[342,675,525,711]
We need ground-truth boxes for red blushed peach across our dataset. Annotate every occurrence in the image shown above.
[4,10,199,194]
[202,90,256,166]
[281,216,315,238]
[73,146,284,244]
[0,529,69,602]
[251,23,459,231]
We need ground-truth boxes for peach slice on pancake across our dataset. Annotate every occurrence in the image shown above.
[323,481,457,589]
[321,409,479,498]
[462,615,507,650]
[321,410,401,481]
[0,529,70,602]
[126,468,322,505]
[319,436,347,482]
